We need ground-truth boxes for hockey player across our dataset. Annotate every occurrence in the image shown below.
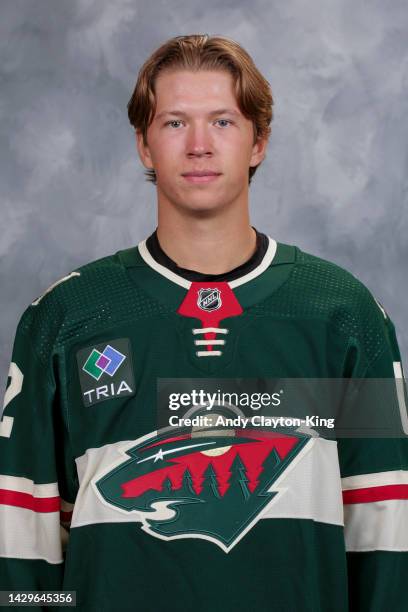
[1,34,407,611]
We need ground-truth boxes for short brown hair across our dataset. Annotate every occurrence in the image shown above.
[127,34,274,185]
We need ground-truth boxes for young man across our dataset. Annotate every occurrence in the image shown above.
[1,34,407,611]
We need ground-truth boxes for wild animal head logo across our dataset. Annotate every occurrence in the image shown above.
[94,416,310,552]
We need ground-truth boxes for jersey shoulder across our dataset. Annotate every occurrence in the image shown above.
[15,251,137,365]
[25,251,123,313]
[291,244,388,323]
[257,243,391,367]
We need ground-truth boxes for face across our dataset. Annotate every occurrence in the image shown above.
[136,69,268,214]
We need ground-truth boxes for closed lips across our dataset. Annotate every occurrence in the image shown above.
[182,171,221,176]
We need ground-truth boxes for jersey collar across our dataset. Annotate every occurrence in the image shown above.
[136,236,278,289]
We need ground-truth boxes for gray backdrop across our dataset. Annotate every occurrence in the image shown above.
[1,0,407,392]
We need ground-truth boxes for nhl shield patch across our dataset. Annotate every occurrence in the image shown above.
[197,288,222,311]
[77,338,135,406]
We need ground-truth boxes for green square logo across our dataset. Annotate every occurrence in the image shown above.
[76,338,135,406]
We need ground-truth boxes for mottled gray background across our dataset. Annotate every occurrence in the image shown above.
[1,0,407,391]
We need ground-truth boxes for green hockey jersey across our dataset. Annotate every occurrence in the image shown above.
[1,236,408,611]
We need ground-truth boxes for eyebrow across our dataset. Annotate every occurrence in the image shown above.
[155,108,241,120]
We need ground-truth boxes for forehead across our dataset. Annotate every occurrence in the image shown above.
[153,69,239,113]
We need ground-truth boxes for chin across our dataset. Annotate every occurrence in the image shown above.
[158,183,234,214]
[178,196,227,214]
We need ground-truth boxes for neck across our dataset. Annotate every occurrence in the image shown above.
[156,200,256,275]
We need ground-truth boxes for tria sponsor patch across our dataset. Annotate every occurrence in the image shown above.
[76,338,135,406]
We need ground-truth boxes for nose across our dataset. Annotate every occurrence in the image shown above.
[185,123,213,157]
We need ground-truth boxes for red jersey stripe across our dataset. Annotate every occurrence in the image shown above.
[0,488,60,512]
[343,484,408,504]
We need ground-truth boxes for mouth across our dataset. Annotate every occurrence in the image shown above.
[181,171,222,184]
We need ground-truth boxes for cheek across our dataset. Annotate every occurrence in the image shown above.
[220,133,252,158]
[153,136,184,166]
[222,143,252,173]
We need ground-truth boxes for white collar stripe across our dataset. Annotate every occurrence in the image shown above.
[137,236,277,289]
[138,240,191,288]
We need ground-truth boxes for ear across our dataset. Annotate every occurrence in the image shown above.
[136,130,154,170]
[249,135,269,168]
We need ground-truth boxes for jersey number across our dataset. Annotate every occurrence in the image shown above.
[0,362,23,438]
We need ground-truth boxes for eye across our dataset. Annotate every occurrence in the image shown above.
[165,120,183,128]
[215,119,233,127]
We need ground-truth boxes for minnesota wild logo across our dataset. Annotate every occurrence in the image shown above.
[94,418,311,552]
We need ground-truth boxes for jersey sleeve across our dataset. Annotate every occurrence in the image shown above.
[0,298,77,594]
[337,298,408,611]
